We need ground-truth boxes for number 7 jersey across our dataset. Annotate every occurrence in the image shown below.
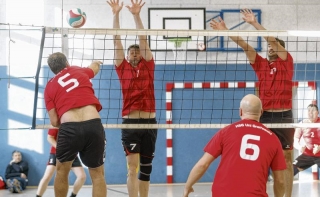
[44,66,102,119]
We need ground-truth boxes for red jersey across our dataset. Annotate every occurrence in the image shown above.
[48,128,58,154]
[116,58,155,117]
[44,66,102,118]
[251,53,293,110]
[294,117,320,157]
[205,119,286,197]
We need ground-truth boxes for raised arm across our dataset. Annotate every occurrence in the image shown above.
[210,17,257,64]
[241,8,288,60]
[126,0,153,61]
[107,0,125,66]
[88,60,103,76]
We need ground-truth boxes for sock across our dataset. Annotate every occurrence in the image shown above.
[36,195,41,197]
[70,193,77,197]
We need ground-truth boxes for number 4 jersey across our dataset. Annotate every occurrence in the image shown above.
[45,66,102,118]
[204,119,286,197]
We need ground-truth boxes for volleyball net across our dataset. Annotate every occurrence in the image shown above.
[30,27,319,129]
[0,23,319,130]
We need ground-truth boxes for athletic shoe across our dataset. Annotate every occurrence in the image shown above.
[11,179,22,193]
[6,179,14,193]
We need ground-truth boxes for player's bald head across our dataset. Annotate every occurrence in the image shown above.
[240,94,262,119]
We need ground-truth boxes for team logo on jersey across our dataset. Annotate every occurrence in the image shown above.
[270,67,276,75]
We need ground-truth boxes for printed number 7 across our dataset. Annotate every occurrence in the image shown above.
[58,73,79,92]
[239,134,260,161]
[130,143,137,150]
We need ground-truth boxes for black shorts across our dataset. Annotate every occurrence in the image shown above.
[47,154,82,167]
[260,110,294,150]
[57,118,106,168]
[121,118,157,157]
[293,154,320,170]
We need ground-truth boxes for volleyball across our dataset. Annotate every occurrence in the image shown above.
[198,43,206,51]
[66,8,86,28]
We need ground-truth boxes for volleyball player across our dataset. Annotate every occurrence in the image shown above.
[183,94,286,197]
[210,9,294,197]
[44,52,106,197]
[36,128,86,197]
[293,104,320,175]
[107,0,157,197]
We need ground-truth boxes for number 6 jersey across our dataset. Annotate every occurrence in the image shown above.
[44,66,102,119]
[204,119,286,197]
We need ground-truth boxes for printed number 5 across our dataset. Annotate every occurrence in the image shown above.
[58,73,79,92]
[239,134,260,161]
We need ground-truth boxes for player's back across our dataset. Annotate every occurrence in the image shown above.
[45,66,101,118]
[209,119,285,197]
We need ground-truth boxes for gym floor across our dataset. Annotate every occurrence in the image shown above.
[0,180,319,197]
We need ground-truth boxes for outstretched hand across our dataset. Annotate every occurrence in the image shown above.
[92,60,103,65]
[210,16,228,30]
[241,8,257,24]
[126,0,145,15]
[106,0,123,15]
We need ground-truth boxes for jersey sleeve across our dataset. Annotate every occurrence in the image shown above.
[270,140,287,171]
[294,119,309,139]
[250,53,264,72]
[141,57,155,69]
[115,59,127,70]
[44,84,55,111]
[204,129,224,158]
[48,128,58,137]
[279,52,294,73]
[279,52,293,62]
[294,127,303,139]
[83,67,95,79]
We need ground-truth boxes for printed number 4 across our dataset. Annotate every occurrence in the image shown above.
[239,134,260,161]
[58,73,79,92]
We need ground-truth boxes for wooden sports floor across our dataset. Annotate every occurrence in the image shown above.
[0,180,319,197]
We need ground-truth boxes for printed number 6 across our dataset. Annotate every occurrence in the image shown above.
[58,73,79,92]
[239,134,260,161]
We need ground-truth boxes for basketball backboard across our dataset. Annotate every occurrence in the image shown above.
[148,8,206,51]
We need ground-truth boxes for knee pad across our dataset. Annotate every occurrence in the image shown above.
[139,156,153,181]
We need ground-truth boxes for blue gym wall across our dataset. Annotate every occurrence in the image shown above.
[0,62,319,186]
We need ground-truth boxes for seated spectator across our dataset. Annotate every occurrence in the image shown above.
[5,150,29,193]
